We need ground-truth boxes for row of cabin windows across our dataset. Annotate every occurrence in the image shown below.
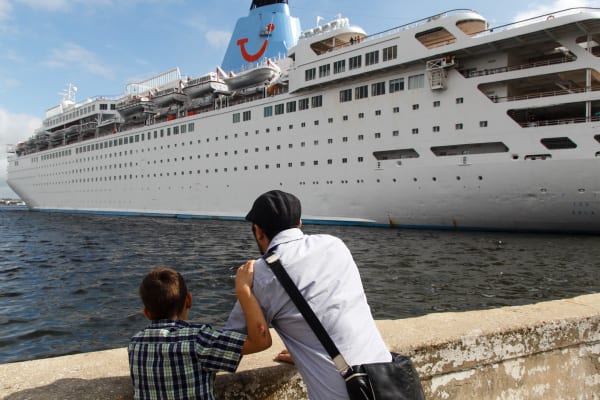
[44,103,117,128]
[339,75,425,102]
[259,95,323,119]
[68,123,196,157]
[306,45,398,80]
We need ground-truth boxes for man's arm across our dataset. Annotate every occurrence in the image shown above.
[235,260,272,354]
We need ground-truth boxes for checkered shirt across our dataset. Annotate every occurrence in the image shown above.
[128,320,246,400]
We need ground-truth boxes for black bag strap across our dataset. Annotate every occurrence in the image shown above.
[264,251,351,373]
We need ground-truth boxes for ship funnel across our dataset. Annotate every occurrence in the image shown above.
[220,0,301,73]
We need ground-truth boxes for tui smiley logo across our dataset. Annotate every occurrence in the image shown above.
[236,22,275,62]
[237,38,269,62]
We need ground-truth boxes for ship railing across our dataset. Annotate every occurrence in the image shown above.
[518,114,600,127]
[471,7,600,37]
[358,9,477,45]
[463,56,577,78]
[491,85,600,103]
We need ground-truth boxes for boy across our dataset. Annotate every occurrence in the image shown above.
[129,262,271,400]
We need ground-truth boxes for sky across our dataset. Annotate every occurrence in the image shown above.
[0,0,595,198]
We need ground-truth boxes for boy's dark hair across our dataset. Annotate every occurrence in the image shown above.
[139,267,188,320]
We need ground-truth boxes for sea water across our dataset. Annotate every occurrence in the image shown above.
[1,211,599,363]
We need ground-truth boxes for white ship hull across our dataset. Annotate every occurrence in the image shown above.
[6,5,600,233]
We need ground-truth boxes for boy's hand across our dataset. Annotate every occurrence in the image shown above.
[235,260,255,296]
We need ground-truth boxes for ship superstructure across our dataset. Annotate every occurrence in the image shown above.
[6,2,600,233]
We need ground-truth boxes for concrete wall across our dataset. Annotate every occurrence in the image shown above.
[1,294,599,400]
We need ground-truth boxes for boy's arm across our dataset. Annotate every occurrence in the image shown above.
[235,260,272,355]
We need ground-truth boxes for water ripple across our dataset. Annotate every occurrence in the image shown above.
[0,212,599,363]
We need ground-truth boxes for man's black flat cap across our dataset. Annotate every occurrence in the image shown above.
[246,190,301,236]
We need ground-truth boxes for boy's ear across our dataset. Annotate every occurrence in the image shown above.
[185,292,192,309]
[142,307,153,320]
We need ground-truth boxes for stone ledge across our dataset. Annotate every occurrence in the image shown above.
[1,294,599,399]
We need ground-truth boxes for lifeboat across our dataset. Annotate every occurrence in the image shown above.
[224,59,281,91]
[183,72,228,98]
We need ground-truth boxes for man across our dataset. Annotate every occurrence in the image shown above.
[225,190,391,400]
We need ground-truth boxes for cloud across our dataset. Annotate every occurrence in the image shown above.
[205,30,232,49]
[0,0,12,19]
[512,0,594,21]
[44,43,114,79]
[0,106,41,199]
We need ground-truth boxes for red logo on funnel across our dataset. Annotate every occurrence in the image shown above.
[237,38,269,62]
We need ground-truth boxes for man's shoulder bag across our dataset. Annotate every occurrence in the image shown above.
[264,252,426,400]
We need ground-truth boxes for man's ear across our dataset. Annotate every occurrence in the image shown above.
[142,307,153,320]
[253,223,265,239]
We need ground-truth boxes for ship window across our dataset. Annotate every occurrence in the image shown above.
[433,126,440,132]
[319,64,331,77]
[188,123,194,132]
[358,134,364,141]
[393,107,400,113]
[408,74,425,90]
[431,142,509,156]
[433,101,440,107]
[167,128,171,136]
[305,68,316,81]
[374,132,381,139]
[243,111,251,121]
[375,110,381,116]
[340,89,352,103]
[365,51,379,66]
[349,55,362,70]
[412,104,419,110]
[456,97,464,104]
[286,101,296,113]
[373,149,419,161]
[264,106,273,117]
[412,128,419,135]
[455,123,463,130]
[311,95,323,108]
[181,125,187,134]
[480,121,488,127]
[383,45,397,61]
[334,60,346,74]
[541,137,577,150]
[299,98,309,110]
[100,103,108,110]
[233,113,241,123]
[343,115,349,121]
[372,82,385,96]
[393,130,399,137]
[355,85,369,100]
[416,27,456,49]
[275,104,284,115]
[525,154,552,160]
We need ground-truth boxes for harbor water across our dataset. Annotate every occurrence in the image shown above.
[1,210,599,364]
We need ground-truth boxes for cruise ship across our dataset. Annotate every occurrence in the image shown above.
[6,1,600,233]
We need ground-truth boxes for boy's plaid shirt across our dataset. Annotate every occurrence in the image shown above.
[128,320,246,400]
